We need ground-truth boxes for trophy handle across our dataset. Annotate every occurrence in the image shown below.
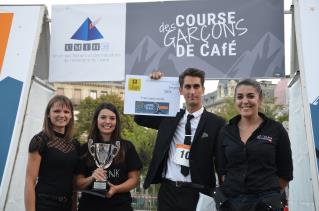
[112,141,121,158]
[103,141,121,169]
[88,139,95,157]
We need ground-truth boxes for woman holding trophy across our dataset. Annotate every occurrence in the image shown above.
[75,102,142,211]
[25,95,79,211]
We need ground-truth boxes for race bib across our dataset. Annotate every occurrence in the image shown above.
[174,144,191,167]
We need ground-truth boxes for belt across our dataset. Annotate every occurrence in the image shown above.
[163,178,208,190]
[37,193,70,203]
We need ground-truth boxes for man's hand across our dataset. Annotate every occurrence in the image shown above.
[149,71,164,80]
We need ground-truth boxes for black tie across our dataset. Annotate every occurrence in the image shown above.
[181,114,194,176]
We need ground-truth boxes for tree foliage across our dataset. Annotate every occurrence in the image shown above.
[122,123,156,175]
[214,97,238,122]
[214,97,288,123]
[74,94,156,175]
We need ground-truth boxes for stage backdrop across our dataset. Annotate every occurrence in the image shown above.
[294,0,319,172]
[0,6,46,209]
[125,0,285,78]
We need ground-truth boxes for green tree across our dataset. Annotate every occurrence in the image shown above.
[123,123,156,175]
[214,97,288,123]
[214,97,238,121]
[261,103,288,122]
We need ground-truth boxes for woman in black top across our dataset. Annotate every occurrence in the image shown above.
[217,79,293,211]
[25,95,79,211]
[75,102,142,211]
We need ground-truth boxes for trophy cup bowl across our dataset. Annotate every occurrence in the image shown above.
[88,139,120,193]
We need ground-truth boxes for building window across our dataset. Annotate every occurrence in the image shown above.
[101,91,108,96]
[56,88,64,95]
[90,90,97,99]
[73,89,81,105]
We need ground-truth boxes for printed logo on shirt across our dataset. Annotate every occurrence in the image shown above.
[256,135,273,143]
[107,169,120,178]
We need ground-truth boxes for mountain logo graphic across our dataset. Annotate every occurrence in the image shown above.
[0,13,14,73]
[71,17,103,41]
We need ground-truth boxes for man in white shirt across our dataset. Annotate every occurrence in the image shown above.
[135,68,225,211]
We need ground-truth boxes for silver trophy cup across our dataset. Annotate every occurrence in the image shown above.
[88,139,120,192]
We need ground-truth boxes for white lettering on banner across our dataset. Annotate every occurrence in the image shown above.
[176,12,236,26]
[159,11,248,57]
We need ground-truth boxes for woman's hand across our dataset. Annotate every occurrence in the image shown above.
[104,170,140,198]
[106,182,118,198]
[279,178,288,190]
[92,167,106,181]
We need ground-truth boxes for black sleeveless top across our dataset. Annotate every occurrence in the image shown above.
[29,131,80,197]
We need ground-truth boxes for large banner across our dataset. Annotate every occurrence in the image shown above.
[295,0,319,171]
[0,13,13,73]
[293,0,319,209]
[288,78,316,211]
[310,97,319,167]
[4,79,54,211]
[125,0,285,78]
[0,11,19,182]
[49,4,126,82]
[0,5,45,207]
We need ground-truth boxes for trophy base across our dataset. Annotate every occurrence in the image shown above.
[92,181,110,193]
[79,189,108,198]
[93,181,109,191]
[78,181,110,198]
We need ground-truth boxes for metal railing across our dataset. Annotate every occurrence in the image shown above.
[131,194,157,211]
[131,184,159,211]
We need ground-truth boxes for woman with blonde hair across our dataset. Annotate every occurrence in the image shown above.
[25,95,79,211]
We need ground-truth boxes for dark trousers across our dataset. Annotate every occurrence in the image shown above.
[78,201,133,211]
[36,193,72,211]
[158,182,201,211]
[220,191,282,211]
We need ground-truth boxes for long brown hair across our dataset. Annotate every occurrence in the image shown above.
[87,102,126,165]
[43,95,74,141]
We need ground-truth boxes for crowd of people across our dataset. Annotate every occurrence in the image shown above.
[24,68,293,211]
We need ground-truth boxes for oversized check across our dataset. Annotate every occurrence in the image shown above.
[124,75,180,116]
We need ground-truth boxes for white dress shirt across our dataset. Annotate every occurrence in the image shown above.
[164,106,204,182]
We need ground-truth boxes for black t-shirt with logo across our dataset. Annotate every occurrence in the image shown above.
[77,139,142,210]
